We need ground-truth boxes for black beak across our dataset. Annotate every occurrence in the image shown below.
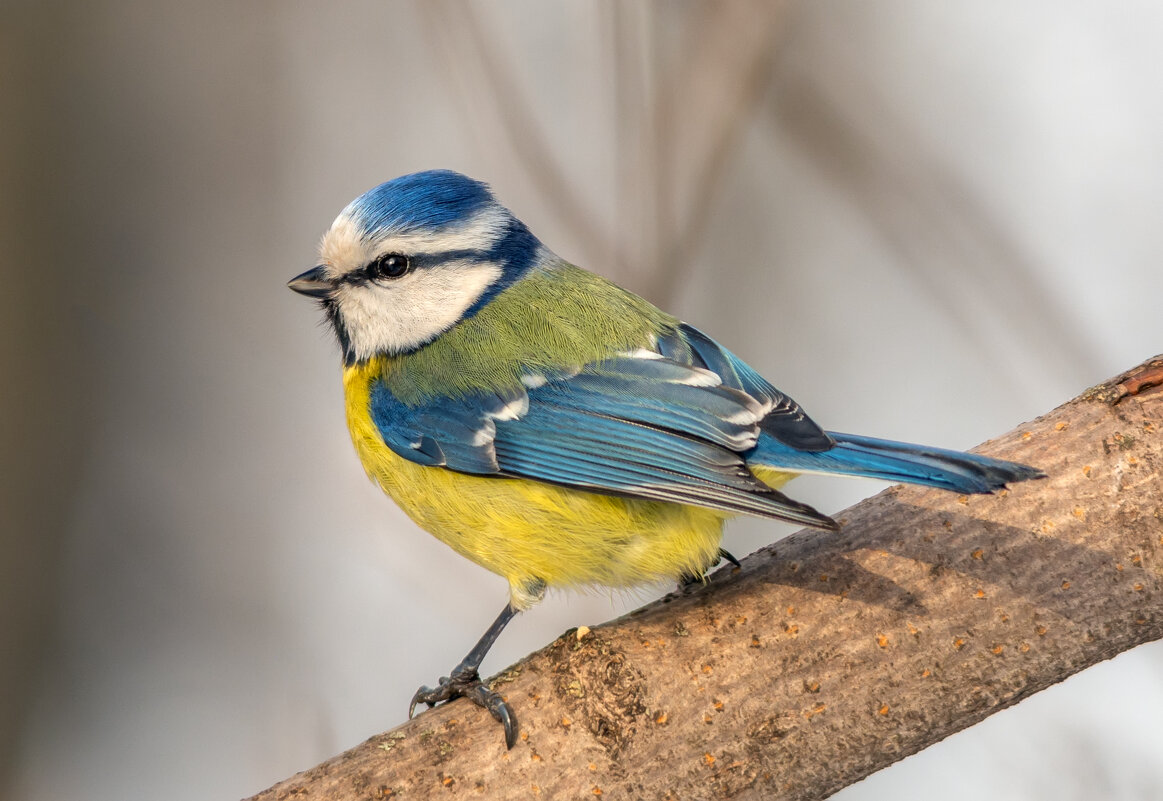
[287,266,335,299]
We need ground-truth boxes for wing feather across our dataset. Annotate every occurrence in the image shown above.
[368,346,836,529]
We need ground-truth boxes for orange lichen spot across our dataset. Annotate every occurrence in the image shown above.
[588,763,597,772]
[804,703,826,719]
[1128,455,1139,465]
[1082,465,1092,477]
[971,548,984,560]
[999,612,1010,623]
[784,623,800,636]
[531,752,542,762]
[655,712,668,725]
[531,786,540,796]
[877,634,890,648]
[1072,507,1086,521]
[907,623,920,635]
[1055,421,1068,431]
[702,664,713,674]
[1134,583,1145,592]
[974,589,986,599]
[921,668,931,678]
[1132,554,1143,566]
[736,615,748,625]
[957,495,970,505]
[704,753,716,767]
[991,644,1005,655]
[1036,625,1048,636]
[878,704,890,716]
[703,714,714,724]
[521,731,530,741]
[592,786,603,796]
[641,639,652,648]
[442,777,454,787]
[953,637,965,650]
[805,681,820,693]
[750,635,762,648]
[819,574,829,583]
[1061,580,1071,590]
[1019,642,1030,653]
[1021,431,1032,440]
[713,699,724,711]
[786,606,796,616]
[560,716,571,728]
[1042,520,1056,533]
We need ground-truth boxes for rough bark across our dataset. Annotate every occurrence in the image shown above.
[250,356,1163,801]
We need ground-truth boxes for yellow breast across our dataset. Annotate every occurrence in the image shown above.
[343,360,728,608]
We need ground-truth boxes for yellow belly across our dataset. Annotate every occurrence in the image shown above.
[344,365,746,608]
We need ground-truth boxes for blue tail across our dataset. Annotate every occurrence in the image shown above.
[750,431,1044,494]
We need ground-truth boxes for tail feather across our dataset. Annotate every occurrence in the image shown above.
[750,431,1044,494]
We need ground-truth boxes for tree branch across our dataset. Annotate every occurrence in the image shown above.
[250,356,1163,801]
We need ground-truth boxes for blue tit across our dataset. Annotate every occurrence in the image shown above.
[288,169,1042,748]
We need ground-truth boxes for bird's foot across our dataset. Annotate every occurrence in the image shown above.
[409,666,517,749]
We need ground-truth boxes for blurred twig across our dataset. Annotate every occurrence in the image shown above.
[416,0,607,253]
[641,0,791,305]
[771,66,1104,386]
[421,0,791,305]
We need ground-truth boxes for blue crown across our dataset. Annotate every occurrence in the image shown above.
[346,170,495,237]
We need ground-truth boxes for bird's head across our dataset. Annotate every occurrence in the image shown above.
[289,170,542,363]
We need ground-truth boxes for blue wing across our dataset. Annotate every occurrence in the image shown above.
[656,324,834,451]
[368,323,1040,528]
[657,324,1041,492]
[369,348,837,529]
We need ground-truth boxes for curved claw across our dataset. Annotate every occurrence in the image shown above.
[406,669,519,749]
[718,548,742,569]
[408,686,437,719]
[464,682,518,749]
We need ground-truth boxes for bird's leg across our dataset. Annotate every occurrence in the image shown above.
[679,548,743,587]
[409,601,520,748]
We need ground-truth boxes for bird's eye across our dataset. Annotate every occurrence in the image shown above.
[368,253,411,280]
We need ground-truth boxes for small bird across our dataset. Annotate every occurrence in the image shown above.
[289,169,1042,748]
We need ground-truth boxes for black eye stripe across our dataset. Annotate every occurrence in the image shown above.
[342,248,495,285]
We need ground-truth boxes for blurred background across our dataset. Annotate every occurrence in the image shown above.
[2,1,1161,799]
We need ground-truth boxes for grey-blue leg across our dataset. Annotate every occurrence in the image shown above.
[409,602,520,748]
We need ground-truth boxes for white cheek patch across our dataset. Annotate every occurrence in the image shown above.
[335,260,502,359]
